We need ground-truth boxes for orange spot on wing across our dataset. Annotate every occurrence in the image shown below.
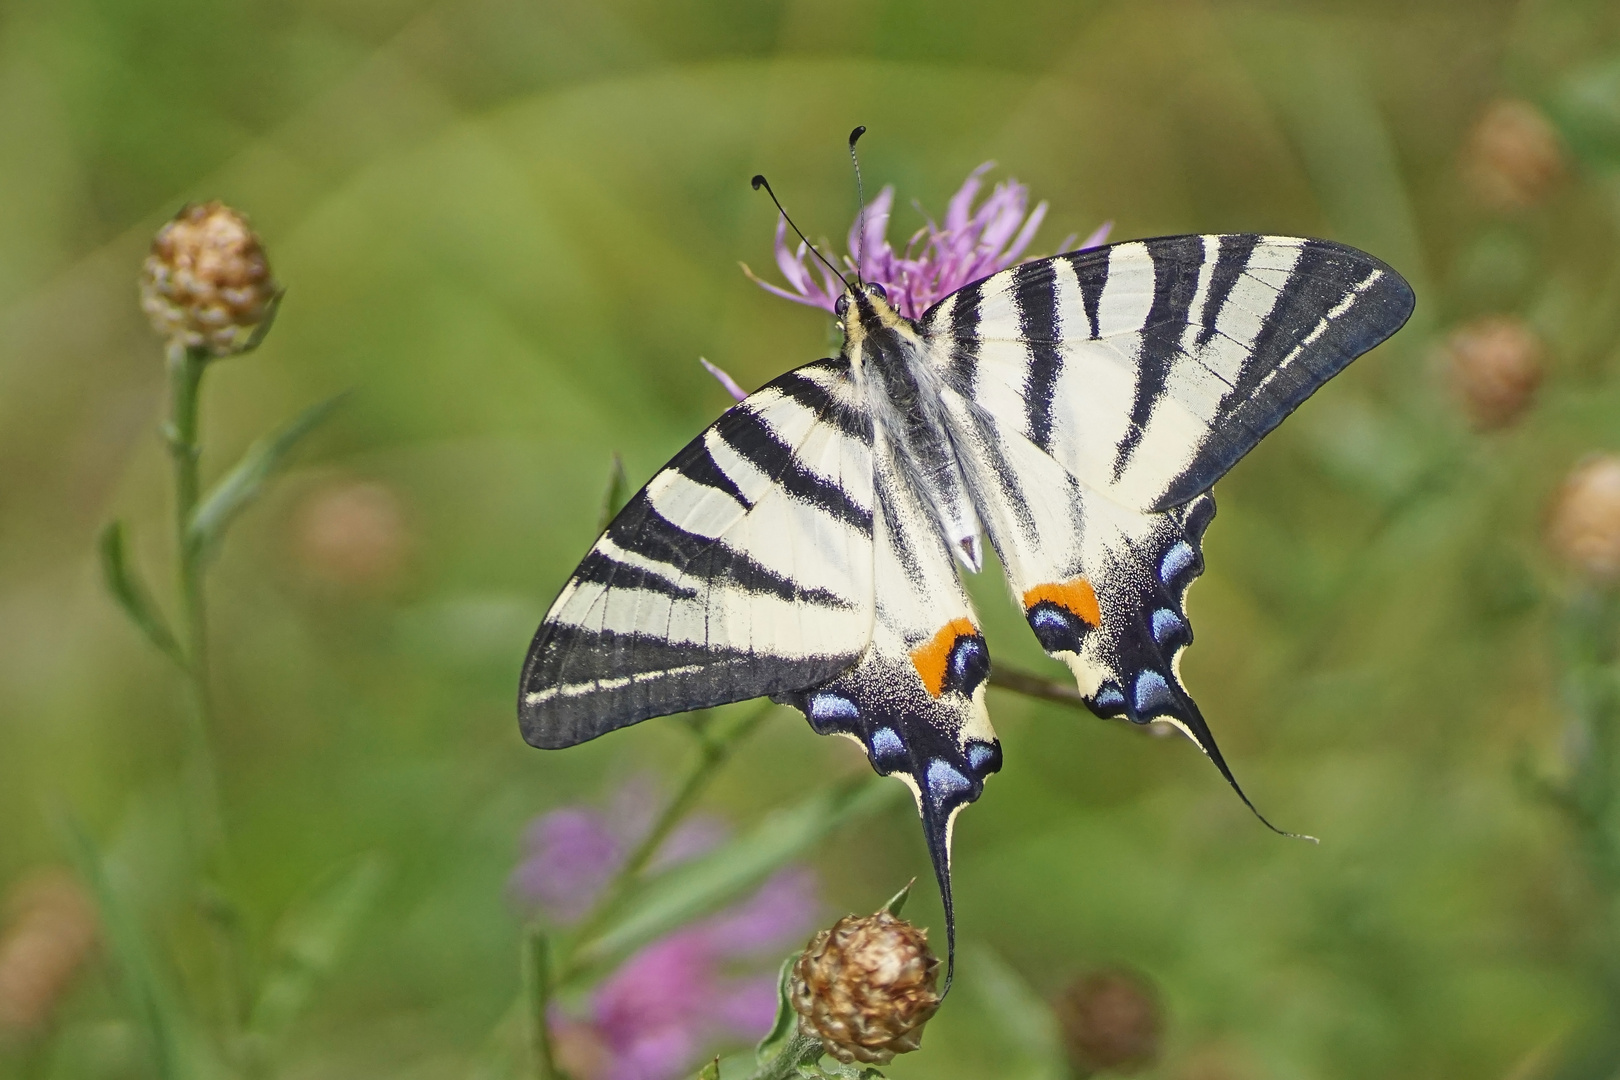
[910,617,978,698]
[1021,577,1101,627]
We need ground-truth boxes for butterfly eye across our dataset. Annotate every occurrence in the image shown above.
[865,282,887,300]
[834,294,851,317]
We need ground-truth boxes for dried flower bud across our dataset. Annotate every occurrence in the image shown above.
[1054,968,1163,1077]
[1463,99,1567,211]
[140,201,278,355]
[790,909,940,1064]
[1441,315,1544,430]
[0,870,98,1037]
[291,480,411,593]
[1547,455,1620,582]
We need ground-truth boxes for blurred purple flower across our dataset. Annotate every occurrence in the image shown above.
[747,162,1112,320]
[562,866,819,1080]
[510,776,729,925]
[512,781,820,1080]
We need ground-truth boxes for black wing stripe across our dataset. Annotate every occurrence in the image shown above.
[672,443,753,511]
[607,493,853,608]
[1071,248,1108,339]
[1195,234,1262,348]
[572,549,698,601]
[1110,235,1205,481]
[773,365,873,444]
[945,281,984,393]
[1014,260,1064,451]
[714,406,873,535]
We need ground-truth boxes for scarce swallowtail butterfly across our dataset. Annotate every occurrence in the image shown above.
[519,146,1415,984]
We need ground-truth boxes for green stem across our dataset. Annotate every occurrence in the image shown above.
[524,925,567,1080]
[743,1031,824,1080]
[166,343,225,866]
[165,342,247,1039]
[558,703,774,976]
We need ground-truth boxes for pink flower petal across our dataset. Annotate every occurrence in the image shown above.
[699,358,748,404]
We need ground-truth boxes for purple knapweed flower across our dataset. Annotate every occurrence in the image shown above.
[510,776,729,925]
[747,161,1112,320]
[555,867,818,1080]
[512,781,821,1080]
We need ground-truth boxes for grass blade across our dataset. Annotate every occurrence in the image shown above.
[186,392,348,564]
[98,522,184,667]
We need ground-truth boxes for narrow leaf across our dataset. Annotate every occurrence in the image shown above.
[98,522,184,666]
[882,879,915,918]
[755,953,802,1064]
[58,812,199,1080]
[248,854,386,1040]
[572,776,903,974]
[964,943,1065,1080]
[187,392,348,564]
[597,453,629,534]
[698,1058,722,1080]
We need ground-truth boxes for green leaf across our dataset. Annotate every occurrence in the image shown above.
[58,812,203,1080]
[186,391,348,564]
[755,952,802,1065]
[882,879,914,918]
[248,854,387,1040]
[597,452,629,533]
[697,1058,722,1080]
[571,776,903,975]
[98,522,184,667]
[963,943,1065,1080]
[796,1062,883,1079]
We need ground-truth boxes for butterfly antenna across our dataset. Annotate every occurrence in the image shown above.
[848,125,868,284]
[750,174,849,291]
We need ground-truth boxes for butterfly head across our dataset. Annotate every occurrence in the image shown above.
[836,281,912,349]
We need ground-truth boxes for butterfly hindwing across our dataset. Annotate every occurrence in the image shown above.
[519,359,876,750]
[776,428,1000,987]
[925,234,1417,513]
[927,234,1412,816]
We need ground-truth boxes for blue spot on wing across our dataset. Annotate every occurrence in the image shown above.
[1133,670,1173,716]
[1150,608,1185,645]
[810,693,859,722]
[925,760,971,803]
[1094,684,1127,713]
[870,726,903,756]
[1160,541,1196,583]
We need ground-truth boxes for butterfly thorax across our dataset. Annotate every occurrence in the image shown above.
[840,285,984,572]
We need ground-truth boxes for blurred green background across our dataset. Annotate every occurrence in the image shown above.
[5,0,1620,1076]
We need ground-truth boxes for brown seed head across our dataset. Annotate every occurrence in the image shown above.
[790,909,941,1065]
[1441,315,1544,430]
[1463,99,1567,211]
[1054,968,1163,1077]
[1547,455,1620,583]
[292,480,411,593]
[140,201,278,355]
[0,870,98,1037]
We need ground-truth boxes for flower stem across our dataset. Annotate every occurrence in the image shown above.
[166,343,226,869]
[523,925,568,1080]
[165,342,247,1038]
[743,1031,825,1080]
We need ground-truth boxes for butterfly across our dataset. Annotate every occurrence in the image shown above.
[519,220,1414,981]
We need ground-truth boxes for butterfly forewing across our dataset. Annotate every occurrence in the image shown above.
[924,234,1416,512]
[519,359,876,750]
